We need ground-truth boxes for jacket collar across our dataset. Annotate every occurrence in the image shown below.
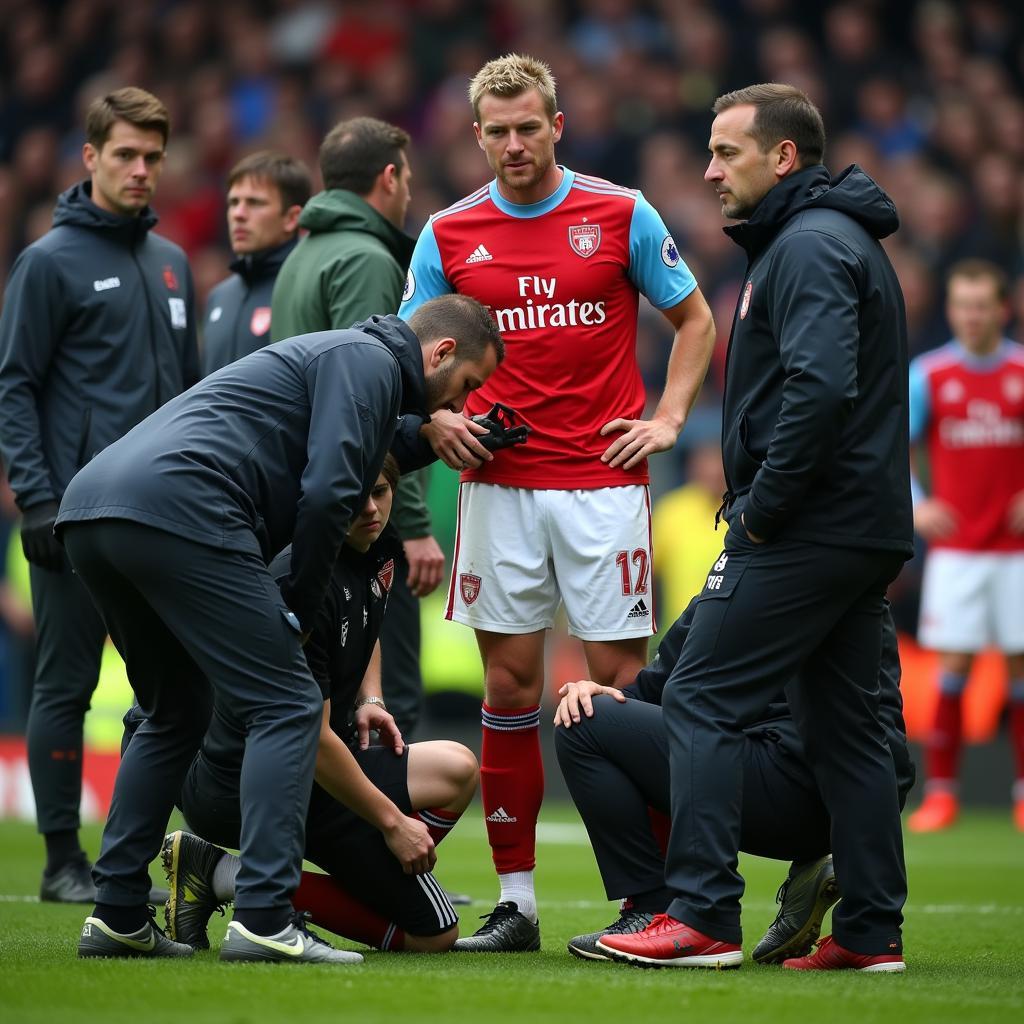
[229,238,298,284]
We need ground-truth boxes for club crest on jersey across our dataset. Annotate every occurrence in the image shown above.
[940,378,965,403]
[378,559,395,594]
[403,269,415,302]
[1004,374,1024,403]
[163,265,179,290]
[568,224,601,259]
[460,573,481,605]
[740,281,753,319]
[250,306,271,336]
[661,235,680,267]
[340,618,349,647]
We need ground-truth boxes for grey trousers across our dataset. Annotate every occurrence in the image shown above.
[63,521,321,910]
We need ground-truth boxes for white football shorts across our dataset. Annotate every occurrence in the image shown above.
[444,483,655,640]
[918,548,1024,652]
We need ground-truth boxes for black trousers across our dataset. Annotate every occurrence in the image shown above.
[379,573,424,738]
[63,521,321,910]
[554,696,831,903]
[26,557,107,834]
[180,747,457,937]
[662,529,906,954]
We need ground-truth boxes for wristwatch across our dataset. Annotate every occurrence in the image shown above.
[353,696,388,713]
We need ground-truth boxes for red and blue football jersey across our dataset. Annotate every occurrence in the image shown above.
[399,168,696,489]
[909,339,1024,551]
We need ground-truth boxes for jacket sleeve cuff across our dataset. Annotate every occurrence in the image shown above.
[741,494,784,540]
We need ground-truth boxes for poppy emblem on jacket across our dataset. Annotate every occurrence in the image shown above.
[163,265,178,290]
[378,559,395,594]
[250,307,271,336]
[460,573,481,605]
[568,224,601,259]
[740,280,753,319]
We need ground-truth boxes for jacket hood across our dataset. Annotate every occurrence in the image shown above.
[52,180,159,240]
[356,314,428,420]
[725,164,899,258]
[229,237,298,283]
[298,189,415,271]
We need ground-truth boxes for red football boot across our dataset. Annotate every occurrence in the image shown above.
[783,935,905,973]
[907,790,958,833]
[596,913,743,969]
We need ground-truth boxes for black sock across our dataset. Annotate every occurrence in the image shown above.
[630,887,673,915]
[233,907,292,936]
[92,903,149,934]
[43,829,84,874]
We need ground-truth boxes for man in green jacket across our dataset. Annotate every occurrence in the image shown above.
[271,117,443,739]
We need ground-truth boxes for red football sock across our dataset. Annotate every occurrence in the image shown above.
[926,691,963,785]
[647,806,670,857]
[415,806,461,846]
[1010,695,1024,785]
[292,870,405,950]
[480,703,543,874]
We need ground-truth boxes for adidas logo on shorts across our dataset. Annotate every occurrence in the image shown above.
[486,806,517,824]
[627,599,649,620]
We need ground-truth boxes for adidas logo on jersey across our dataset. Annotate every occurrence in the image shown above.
[627,599,649,620]
[466,244,494,263]
[486,806,517,824]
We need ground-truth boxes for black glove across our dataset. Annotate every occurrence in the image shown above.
[20,500,63,572]
[470,402,530,452]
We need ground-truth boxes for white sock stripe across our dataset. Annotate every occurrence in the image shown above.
[418,810,457,830]
[381,923,396,950]
[481,709,541,730]
[416,872,457,929]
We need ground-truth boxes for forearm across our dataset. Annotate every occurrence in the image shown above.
[315,722,403,832]
[652,306,716,432]
[356,642,383,702]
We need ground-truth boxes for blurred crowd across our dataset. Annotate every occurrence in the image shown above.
[2,0,1024,392]
[1,0,1023,722]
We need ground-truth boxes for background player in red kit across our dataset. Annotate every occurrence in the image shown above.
[908,259,1024,833]
[399,53,715,951]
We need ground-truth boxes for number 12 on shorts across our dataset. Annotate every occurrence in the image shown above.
[615,548,650,596]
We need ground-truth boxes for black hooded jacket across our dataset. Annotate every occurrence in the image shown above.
[0,181,199,511]
[56,315,428,630]
[720,165,913,554]
[201,239,297,377]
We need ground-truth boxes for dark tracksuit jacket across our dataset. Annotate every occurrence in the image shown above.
[0,180,199,512]
[272,188,431,734]
[0,179,198,836]
[201,239,297,377]
[719,164,913,554]
[56,314,428,631]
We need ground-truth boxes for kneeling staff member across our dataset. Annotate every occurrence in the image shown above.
[60,296,503,963]
[156,456,477,953]
[555,596,914,968]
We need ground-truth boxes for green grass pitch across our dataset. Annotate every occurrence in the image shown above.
[1,806,1021,1023]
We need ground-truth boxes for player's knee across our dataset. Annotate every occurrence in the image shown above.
[405,925,458,953]
[439,740,479,802]
[484,665,540,706]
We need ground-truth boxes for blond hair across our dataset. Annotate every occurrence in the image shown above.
[468,54,557,122]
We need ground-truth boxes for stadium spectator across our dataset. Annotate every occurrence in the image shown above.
[400,53,716,952]
[0,86,198,904]
[553,597,913,966]
[907,259,1024,833]
[57,294,502,962]
[272,117,441,740]
[201,150,311,376]
[149,456,477,953]
[600,84,912,972]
